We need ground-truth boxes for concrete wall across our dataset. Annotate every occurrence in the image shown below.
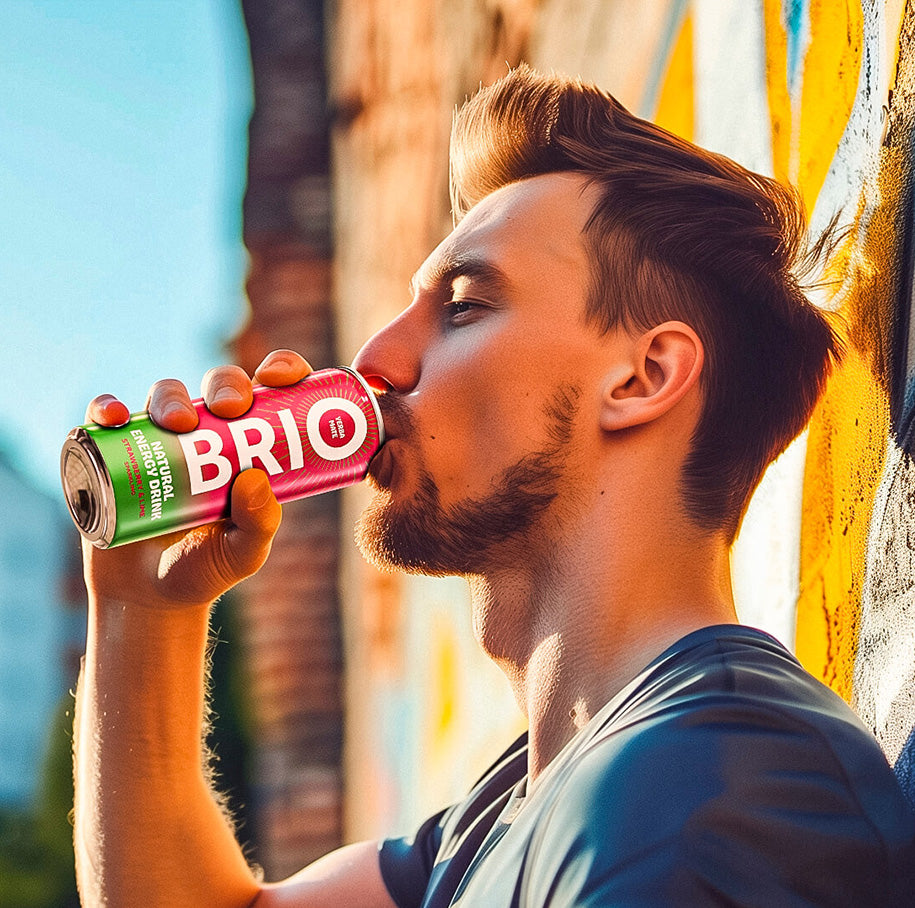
[327,0,915,840]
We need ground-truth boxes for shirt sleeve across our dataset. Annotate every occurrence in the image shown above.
[378,732,529,908]
[378,808,449,908]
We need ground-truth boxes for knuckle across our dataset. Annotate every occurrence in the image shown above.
[152,378,187,394]
[205,364,249,385]
[218,536,263,586]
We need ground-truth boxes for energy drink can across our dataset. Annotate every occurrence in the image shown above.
[60,367,384,549]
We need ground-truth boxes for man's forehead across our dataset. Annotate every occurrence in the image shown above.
[412,172,595,294]
[460,171,594,230]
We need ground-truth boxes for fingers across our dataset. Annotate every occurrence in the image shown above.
[82,471,281,611]
[146,379,199,433]
[201,365,254,418]
[254,349,312,387]
[86,351,308,435]
[85,394,130,427]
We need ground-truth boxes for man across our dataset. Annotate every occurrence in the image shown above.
[74,66,915,906]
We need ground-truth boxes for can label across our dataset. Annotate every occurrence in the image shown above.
[62,368,383,548]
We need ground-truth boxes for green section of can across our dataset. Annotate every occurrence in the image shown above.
[99,417,192,545]
[61,416,195,547]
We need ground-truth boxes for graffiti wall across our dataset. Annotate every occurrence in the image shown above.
[329,0,915,838]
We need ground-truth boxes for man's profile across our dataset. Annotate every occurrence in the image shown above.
[72,65,915,907]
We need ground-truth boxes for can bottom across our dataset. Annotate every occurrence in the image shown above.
[60,429,115,546]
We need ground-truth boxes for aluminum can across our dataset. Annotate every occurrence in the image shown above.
[61,367,384,548]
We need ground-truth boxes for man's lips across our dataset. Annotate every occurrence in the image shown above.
[367,393,414,490]
[367,441,395,490]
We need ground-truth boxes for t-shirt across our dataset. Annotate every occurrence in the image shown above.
[379,625,915,906]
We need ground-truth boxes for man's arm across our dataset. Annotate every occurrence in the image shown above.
[72,354,396,908]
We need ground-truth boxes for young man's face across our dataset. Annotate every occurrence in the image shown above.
[352,172,622,575]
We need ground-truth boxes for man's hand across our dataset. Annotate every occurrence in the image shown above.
[80,349,312,610]
[73,350,324,908]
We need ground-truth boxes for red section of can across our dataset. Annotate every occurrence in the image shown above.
[183,367,383,511]
[60,367,384,548]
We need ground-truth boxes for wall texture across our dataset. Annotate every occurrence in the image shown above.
[325,0,915,841]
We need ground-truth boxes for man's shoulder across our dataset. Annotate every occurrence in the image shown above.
[562,624,909,826]
[612,624,870,741]
[522,626,915,905]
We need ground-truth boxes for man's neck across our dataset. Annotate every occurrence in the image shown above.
[468,523,738,780]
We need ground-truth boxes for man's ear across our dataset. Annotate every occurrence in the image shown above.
[599,321,704,431]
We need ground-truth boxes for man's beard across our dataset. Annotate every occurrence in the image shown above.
[355,384,581,576]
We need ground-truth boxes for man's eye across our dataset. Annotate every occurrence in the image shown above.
[444,299,483,323]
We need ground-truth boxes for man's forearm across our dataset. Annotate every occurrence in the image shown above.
[73,597,260,907]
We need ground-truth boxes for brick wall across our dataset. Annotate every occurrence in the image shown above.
[234,0,342,878]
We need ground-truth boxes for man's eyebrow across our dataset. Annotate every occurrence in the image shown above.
[410,255,514,297]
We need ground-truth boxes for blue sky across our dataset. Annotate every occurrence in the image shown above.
[0,1,252,497]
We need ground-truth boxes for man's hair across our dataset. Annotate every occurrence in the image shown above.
[450,65,841,541]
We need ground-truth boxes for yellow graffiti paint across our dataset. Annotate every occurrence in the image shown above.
[763,0,863,216]
[885,0,909,97]
[797,344,890,699]
[653,7,694,140]
[764,0,792,183]
[797,0,864,214]
[763,0,891,705]
[796,91,915,695]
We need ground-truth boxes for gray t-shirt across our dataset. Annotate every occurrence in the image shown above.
[379,625,915,906]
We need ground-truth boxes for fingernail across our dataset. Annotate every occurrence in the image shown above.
[245,470,273,508]
[212,386,244,407]
[103,398,130,426]
[161,400,193,421]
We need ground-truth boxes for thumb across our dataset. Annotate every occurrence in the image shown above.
[221,468,282,579]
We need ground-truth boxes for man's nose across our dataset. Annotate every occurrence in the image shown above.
[351,306,423,394]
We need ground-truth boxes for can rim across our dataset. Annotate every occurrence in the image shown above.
[339,366,386,447]
[60,427,116,547]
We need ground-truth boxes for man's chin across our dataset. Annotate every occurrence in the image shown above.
[353,490,404,572]
[353,487,455,577]
[354,429,569,577]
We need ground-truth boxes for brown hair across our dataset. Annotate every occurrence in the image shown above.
[450,65,841,541]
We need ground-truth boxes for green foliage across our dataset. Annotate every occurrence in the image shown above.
[207,591,258,862]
